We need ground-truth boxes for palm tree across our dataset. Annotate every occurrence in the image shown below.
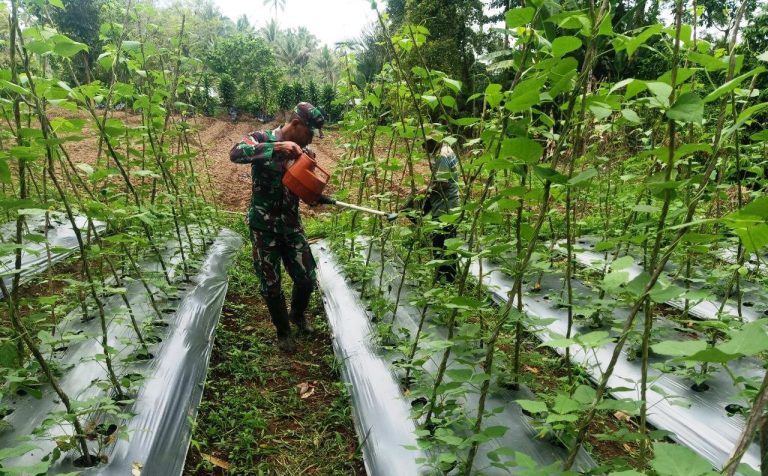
[263,0,286,22]
[236,14,252,33]
[276,32,312,76]
[260,19,280,45]
[314,46,337,86]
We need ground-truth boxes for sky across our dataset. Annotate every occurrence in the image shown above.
[213,0,378,48]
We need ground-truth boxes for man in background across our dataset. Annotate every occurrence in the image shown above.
[404,129,461,283]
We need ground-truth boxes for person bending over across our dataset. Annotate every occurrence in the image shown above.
[229,102,325,353]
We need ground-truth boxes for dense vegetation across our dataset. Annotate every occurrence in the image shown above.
[321,0,768,474]
[0,0,767,474]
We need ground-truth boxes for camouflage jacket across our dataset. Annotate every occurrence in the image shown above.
[229,128,304,233]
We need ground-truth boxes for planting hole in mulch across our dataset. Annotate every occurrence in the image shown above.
[691,382,710,392]
[80,314,97,323]
[742,301,754,307]
[410,396,428,408]
[73,454,100,468]
[725,403,746,415]
[150,321,169,328]
[96,423,118,437]
[135,352,154,361]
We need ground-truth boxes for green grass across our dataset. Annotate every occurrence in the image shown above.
[183,217,363,475]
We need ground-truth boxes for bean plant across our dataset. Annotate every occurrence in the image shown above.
[0,0,217,470]
[324,0,768,474]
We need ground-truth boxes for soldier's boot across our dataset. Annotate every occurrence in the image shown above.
[289,284,314,335]
[264,293,296,353]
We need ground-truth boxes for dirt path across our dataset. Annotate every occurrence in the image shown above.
[191,117,342,214]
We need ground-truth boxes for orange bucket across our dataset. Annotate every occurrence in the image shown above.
[282,153,330,204]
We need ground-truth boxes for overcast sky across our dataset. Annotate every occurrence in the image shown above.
[212,0,378,48]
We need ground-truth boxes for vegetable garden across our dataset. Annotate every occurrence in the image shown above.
[1,0,768,474]
[313,0,768,474]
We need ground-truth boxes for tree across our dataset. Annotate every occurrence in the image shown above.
[206,33,278,96]
[260,19,280,45]
[400,0,484,93]
[276,30,314,75]
[350,22,387,85]
[236,14,252,33]
[219,74,237,108]
[277,82,294,113]
[263,0,286,21]
[47,0,103,81]
[307,79,319,105]
[315,45,337,86]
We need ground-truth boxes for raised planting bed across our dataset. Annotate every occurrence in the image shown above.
[554,237,768,323]
[313,242,428,476]
[0,213,106,296]
[470,256,763,472]
[0,228,242,475]
[354,238,597,474]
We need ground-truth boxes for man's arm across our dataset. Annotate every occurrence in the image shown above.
[230,132,303,164]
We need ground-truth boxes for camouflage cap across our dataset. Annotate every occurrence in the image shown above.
[294,102,325,138]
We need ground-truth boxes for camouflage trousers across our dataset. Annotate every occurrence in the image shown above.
[249,228,317,298]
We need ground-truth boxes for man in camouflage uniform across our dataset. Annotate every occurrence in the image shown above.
[230,102,325,353]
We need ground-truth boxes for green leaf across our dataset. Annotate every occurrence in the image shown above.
[717,321,768,357]
[735,224,768,253]
[516,399,547,414]
[0,80,30,96]
[548,57,578,98]
[453,117,480,126]
[506,7,535,28]
[533,165,567,184]
[687,51,728,71]
[576,331,611,348]
[52,34,88,57]
[441,95,457,109]
[651,442,715,476]
[501,137,543,164]
[621,108,641,123]
[602,270,629,290]
[441,77,462,93]
[704,67,766,103]
[644,81,673,107]
[0,159,9,184]
[482,426,509,438]
[505,76,545,112]
[649,283,685,303]
[624,24,663,58]
[122,40,142,51]
[667,92,704,124]
[611,256,634,270]
[651,340,707,357]
[568,168,598,186]
[0,443,37,460]
[446,368,473,382]
[552,36,582,58]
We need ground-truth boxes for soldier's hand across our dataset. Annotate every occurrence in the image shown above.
[274,141,303,159]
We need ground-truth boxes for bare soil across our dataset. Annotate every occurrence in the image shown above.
[189,117,344,214]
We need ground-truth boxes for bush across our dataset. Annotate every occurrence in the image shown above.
[291,81,305,105]
[319,84,341,123]
[307,79,319,106]
[219,74,237,109]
